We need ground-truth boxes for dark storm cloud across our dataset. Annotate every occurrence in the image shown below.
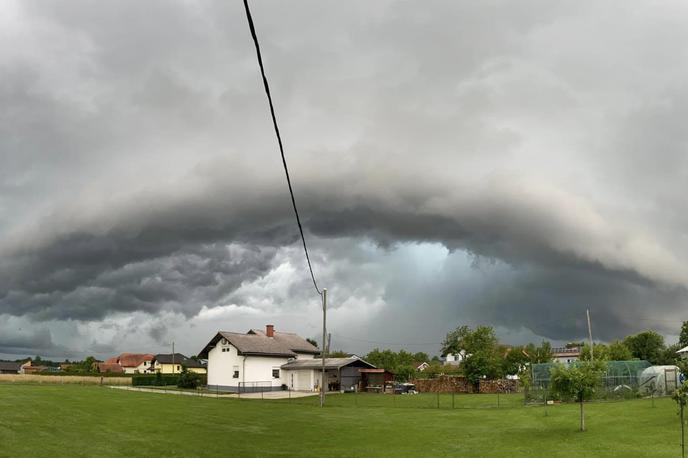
[1,0,688,353]
[456,263,688,341]
[0,322,60,356]
[0,239,280,320]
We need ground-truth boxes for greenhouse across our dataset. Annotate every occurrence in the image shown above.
[525,360,654,403]
[637,365,680,396]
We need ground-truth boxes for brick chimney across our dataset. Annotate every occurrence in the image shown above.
[266,324,274,337]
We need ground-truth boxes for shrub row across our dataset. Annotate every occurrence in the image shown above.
[132,374,179,386]
[0,374,131,385]
[131,373,207,387]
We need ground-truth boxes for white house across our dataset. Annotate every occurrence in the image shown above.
[199,325,375,392]
[443,350,468,366]
[415,362,430,372]
[677,345,688,359]
[551,347,581,365]
[104,353,155,374]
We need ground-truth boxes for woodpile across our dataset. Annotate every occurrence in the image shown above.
[478,378,519,393]
[412,375,473,393]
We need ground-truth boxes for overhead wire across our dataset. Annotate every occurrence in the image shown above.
[242,0,322,296]
[241,0,684,329]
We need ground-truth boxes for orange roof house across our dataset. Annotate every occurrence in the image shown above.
[104,353,155,374]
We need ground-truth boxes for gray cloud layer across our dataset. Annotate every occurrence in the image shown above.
[1,0,687,355]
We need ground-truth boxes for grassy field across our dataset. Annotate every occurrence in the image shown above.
[0,385,683,457]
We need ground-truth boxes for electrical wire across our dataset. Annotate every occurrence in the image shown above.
[242,0,322,296]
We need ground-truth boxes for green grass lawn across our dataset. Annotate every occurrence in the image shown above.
[0,385,683,457]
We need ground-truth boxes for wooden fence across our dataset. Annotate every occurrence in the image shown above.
[0,374,132,385]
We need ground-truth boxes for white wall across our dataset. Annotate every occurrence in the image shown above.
[136,360,152,373]
[208,340,243,388]
[207,339,291,389]
[245,356,289,389]
[285,369,314,391]
[294,353,317,359]
[554,356,579,365]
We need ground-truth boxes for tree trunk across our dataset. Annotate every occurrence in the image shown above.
[580,398,585,432]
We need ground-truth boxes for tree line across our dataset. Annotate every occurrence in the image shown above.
[355,321,688,386]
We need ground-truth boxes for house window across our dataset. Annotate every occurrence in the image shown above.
[233,366,239,379]
[177,365,180,371]
[272,369,280,379]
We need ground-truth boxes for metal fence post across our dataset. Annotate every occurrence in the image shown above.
[682,401,685,458]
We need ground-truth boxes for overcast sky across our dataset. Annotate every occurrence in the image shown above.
[1,0,687,360]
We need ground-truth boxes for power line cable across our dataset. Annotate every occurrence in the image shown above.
[242,0,322,296]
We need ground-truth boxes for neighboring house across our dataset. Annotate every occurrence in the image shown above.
[97,362,124,374]
[677,345,688,359]
[199,324,377,392]
[552,346,581,365]
[104,353,155,374]
[148,354,207,374]
[183,358,207,375]
[442,350,468,366]
[20,360,58,374]
[0,361,21,374]
[415,361,430,372]
[59,363,75,371]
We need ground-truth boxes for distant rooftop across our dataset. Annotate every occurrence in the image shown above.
[552,347,582,356]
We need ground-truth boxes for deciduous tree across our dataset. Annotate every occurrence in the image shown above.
[607,340,633,361]
[580,343,609,361]
[550,360,604,431]
[679,321,688,348]
[623,331,665,364]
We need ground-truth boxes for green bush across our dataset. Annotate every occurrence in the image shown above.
[177,368,202,389]
[132,373,180,387]
[131,372,207,387]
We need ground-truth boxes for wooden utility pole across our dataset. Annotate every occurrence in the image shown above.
[586,309,594,360]
[172,341,175,374]
[320,288,327,408]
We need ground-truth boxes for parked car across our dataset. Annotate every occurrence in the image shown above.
[394,383,417,394]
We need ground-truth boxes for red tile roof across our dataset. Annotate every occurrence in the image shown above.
[97,363,124,373]
[118,353,154,368]
[104,353,155,368]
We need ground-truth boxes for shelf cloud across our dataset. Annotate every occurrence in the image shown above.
[1,0,687,357]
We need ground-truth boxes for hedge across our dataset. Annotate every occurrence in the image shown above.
[132,373,207,387]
